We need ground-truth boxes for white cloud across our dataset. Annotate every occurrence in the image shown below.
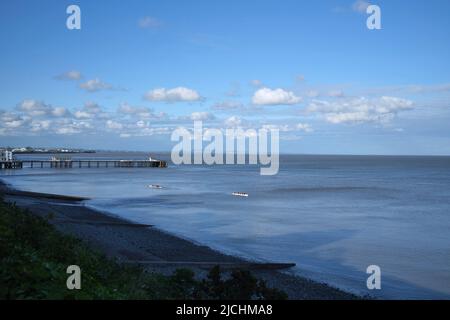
[17,100,50,116]
[252,87,302,106]
[212,101,243,110]
[0,112,28,133]
[303,89,344,98]
[74,111,94,119]
[2,98,171,137]
[352,0,370,13]
[307,96,413,124]
[83,102,102,114]
[117,103,159,119]
[53,120,92,135]
[136,120,148,128]
[224,116,243,127]
[79,78,112,92]
[297,123,313,132]
[55,70,82,81]
[139,127,171,136]
[73,102,107,120]
[118,103,148,114]
[30,120,52,132]
[121,126,171,137]
[119,103,168,120]
[21,101,50,116]
[55,127,80,135]
[190,111,215,121]
[4,119,25,128]
[144,87,202,102]
[261,124,291,132]
[17,100,69,118]
[138,16,161,28]
[106,120,123,130]
[52,107,69,117]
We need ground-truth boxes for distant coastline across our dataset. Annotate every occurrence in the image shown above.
[1,146,96,155]
[12,150,96,154]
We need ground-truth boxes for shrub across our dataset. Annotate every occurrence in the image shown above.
[0,198,286,300]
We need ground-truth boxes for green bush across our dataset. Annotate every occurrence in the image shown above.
[0,198,286,300]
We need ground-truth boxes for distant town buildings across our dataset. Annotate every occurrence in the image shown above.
[0,146,96,154]
[0,150,13,162]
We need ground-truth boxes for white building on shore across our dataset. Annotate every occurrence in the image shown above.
[0,150,14,162]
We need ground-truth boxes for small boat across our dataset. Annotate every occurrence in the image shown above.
[148,184,162,189]
[232,192,248,197]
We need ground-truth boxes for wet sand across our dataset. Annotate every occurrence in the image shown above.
[0,180,358,299]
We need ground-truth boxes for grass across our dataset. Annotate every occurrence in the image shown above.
[0,198,287,300]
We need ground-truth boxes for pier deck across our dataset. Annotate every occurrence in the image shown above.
[0,159,167,169]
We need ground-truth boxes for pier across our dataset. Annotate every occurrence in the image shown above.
[0,159,167,170]
[0,161,23,169]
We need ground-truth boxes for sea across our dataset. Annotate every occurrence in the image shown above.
[1,152,449,299]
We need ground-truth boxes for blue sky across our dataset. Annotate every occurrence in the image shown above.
[1,0,450,154]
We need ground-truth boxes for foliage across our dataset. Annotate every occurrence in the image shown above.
[0,198,286,300]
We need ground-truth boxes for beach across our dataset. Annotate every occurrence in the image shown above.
[0,179,357,299]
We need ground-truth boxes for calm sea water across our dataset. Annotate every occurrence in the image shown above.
[2,152,450,299]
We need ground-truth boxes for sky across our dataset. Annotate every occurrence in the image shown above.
[1,0,450,154]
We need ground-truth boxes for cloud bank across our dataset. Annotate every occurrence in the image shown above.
[307,96,413,124]
[252,88,302,106]
[144,87,202,102]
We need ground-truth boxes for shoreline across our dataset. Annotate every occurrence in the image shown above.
[0,179,359,299]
